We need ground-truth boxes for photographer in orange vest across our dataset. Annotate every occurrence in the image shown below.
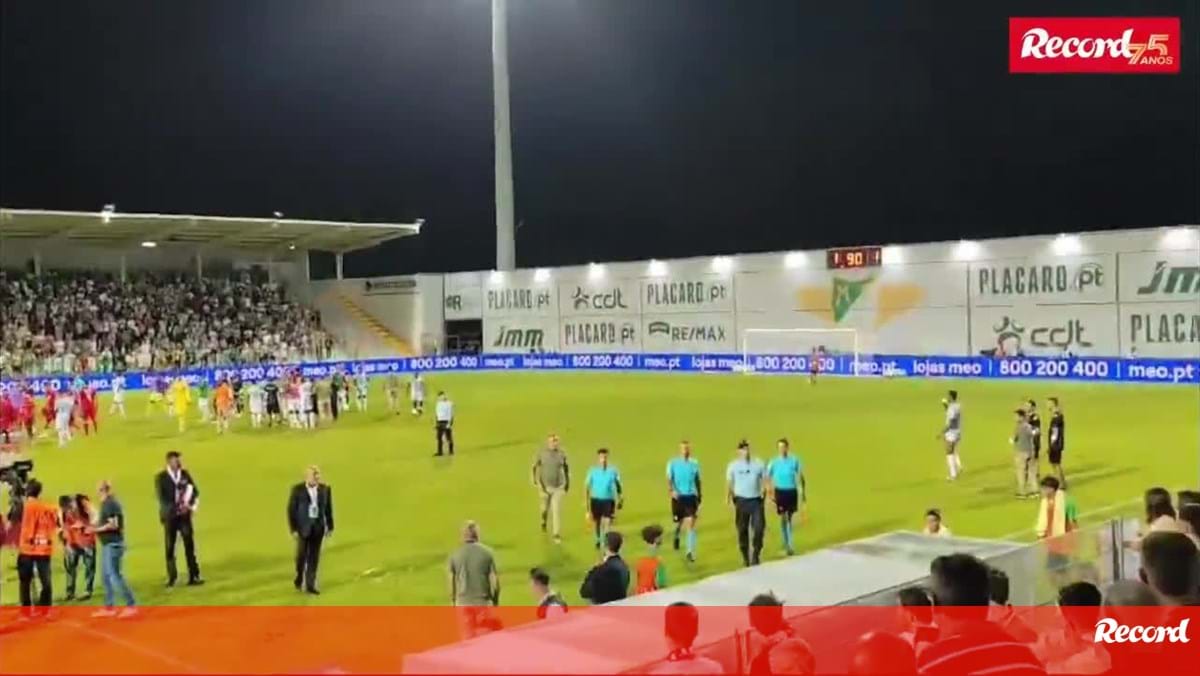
[18,478,58,611]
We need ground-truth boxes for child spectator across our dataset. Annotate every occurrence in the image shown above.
[922,509,951,537]
[637,524,668,594]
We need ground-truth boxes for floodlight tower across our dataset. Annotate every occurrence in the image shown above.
[493,0,516,271]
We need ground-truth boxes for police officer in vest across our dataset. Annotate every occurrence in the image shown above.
[726,440,767,567]
[529,567,567,618]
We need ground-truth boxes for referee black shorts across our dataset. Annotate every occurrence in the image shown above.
[671,495,699,522]
[590,498,616,522]
[774,489,799,516]
[1048,444,1064,465]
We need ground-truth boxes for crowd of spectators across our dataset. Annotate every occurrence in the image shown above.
[0,269,333,376]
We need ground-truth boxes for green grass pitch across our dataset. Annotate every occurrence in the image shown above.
[1,373,1195,606]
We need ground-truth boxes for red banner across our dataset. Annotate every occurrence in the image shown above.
[2,605,1199,674]
[1009,17,1181,74]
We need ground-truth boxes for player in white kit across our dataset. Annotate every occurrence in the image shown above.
[409,373,425,416]
[353,369,369,412]
[247,381,266,428]
[336,369,350,412]
[940,390,964,481]
[300,378,316,429]
[55,390,76,447]
[109,373,127,418]
[287,378,302,429]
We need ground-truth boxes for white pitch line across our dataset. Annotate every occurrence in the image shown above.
[60,619,203,674]
[994,489,1179,543]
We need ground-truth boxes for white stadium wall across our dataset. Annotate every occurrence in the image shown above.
[557,278,642,352]
[968,253,1114,307]
[363,232,1196,360]
[736,262,969,355]
[1117,249,1200,358]
[432,226,1199,359]
[444,271,485,321]
[969,304,1120,357]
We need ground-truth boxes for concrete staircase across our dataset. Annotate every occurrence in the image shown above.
[335,292,415,356]
[311,289,414,358]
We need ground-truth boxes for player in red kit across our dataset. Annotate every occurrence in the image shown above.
[20,389,36,439]
[42,388,57,431]
[79,386,99,435]
[808,346,822,385]
[0,390,14,443]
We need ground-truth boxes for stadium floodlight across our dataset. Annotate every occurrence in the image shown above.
[711,256,733,273]
[1164,226,1197,249]
[488,270,504,284]
[648,259,668,277]
[588,262,605,280]
[784,252,806,269]
[534,268,551,282]
[1052,233,1082,256]
[953,239,982,261]
[141,240,157,248]
[882,245,904,265]
[741,328,862,375]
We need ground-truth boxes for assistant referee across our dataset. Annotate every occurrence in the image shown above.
[726,440,767,567]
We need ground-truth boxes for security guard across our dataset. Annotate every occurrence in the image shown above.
[18,479,58,610]
[434,391,455,457]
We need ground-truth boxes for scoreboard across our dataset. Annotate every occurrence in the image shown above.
[826,245,883,269]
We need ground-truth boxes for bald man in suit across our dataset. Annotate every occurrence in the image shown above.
[287,465,334,594]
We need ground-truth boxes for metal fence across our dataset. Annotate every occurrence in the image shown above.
[628,518,1142,674]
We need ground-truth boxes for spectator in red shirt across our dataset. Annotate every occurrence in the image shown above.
[897,586,939,657]
[849,632,916,675]
[918,554,1045,676]
[1035,582,1110,674]
[988,568,1038,643]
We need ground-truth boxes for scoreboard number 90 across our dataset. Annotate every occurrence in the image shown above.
[826,246,883,269]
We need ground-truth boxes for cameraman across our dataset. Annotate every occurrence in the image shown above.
[18,478,57,611]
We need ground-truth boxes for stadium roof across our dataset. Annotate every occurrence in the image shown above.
[0,208,423,254]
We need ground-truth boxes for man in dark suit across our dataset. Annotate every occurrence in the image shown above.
[155,450,203,587]
[579,530,629,605]
[287,465,334,594]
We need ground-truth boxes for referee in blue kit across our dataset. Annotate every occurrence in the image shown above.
[726,439,767,566]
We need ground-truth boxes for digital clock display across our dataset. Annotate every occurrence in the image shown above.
[826,246,884,269]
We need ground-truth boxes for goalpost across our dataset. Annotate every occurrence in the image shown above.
[741,328,864,376]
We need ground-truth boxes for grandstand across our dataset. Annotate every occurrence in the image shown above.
[0,207,424,371]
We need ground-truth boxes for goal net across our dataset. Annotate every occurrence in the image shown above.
[740,328,877,376]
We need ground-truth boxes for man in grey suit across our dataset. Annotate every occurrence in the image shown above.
[1011,409,1037,499]
[287,465,334,594]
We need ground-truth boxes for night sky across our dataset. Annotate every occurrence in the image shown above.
[2,0,1196,278]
